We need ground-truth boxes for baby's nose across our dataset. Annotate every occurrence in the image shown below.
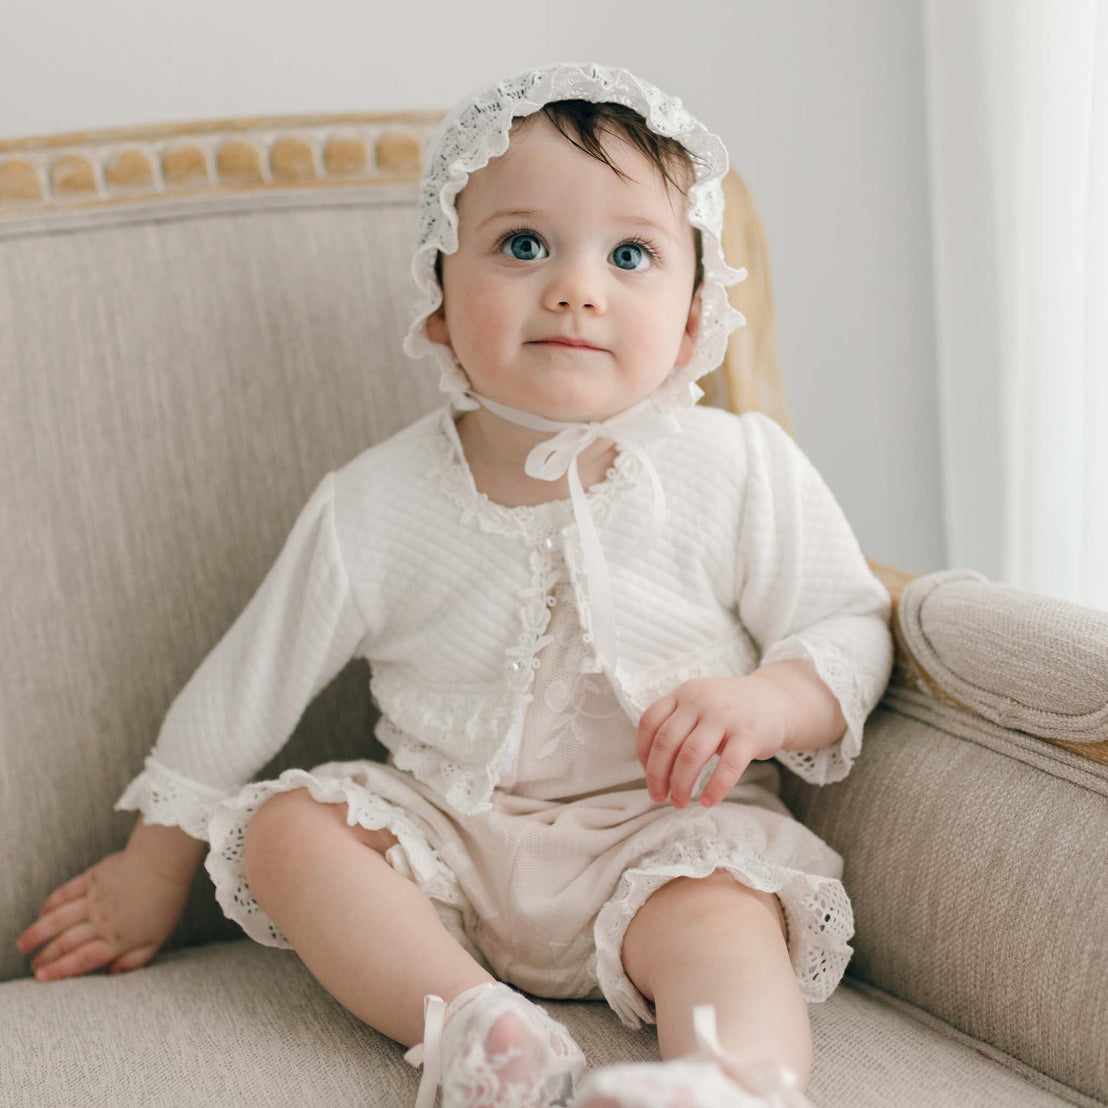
[541,258,606,313]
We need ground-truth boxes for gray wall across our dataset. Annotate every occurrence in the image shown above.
[3,0,945,577]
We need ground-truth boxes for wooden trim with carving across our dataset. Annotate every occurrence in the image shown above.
[0,110,447,211]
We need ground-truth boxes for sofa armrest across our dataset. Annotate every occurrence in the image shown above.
[866,560,1108,764]
[779,565,1108,1101]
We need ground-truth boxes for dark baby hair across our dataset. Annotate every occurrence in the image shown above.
[435,99,705,295]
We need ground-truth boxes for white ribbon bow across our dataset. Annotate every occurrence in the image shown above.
[467,391,684,672]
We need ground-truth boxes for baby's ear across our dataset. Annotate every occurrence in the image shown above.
[425,301,450,346]
[675,284,703,367]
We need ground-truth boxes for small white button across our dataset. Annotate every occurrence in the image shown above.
[508,659,525,673]
[542,536,557,551]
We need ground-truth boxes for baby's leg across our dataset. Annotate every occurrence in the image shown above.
[242,786,495,1049]
[620,868,811,1087]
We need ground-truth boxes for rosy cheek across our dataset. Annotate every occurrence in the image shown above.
[450,288,512,366]
[471,289,515,341]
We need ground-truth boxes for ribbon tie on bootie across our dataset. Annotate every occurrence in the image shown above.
[403,994,446,1108]
[468,390,686,673]
[691,1004,814,1107]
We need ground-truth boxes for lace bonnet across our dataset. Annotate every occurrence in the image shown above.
[401,61,749,412]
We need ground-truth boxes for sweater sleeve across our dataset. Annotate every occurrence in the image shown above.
[114,471,367,840]
[735,411,894,785]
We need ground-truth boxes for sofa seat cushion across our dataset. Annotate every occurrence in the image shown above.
[0,939,1087,1107]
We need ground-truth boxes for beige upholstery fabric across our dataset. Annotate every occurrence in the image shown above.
[3,153,1106,1108]
[1,188,430,974]
[897,569,1108,742]
[781,689,1108,1103]
[0,941,1088,1108]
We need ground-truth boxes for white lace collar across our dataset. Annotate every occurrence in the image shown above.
[428,406,642,543]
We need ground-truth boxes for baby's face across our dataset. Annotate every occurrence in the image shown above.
[427,112,702,423]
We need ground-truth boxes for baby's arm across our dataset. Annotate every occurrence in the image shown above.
[637,412,893,806]
[114,470,366,838]
[17,471,367,981]
[733,410,894,783]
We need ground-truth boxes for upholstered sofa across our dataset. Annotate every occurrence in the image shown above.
[1,111,1106,1108]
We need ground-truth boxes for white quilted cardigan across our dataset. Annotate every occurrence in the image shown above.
[116,403,894,827]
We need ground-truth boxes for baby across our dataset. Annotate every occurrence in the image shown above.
[15,63,894,1108]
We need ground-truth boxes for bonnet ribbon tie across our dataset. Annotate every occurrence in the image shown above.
[466,391,682,673]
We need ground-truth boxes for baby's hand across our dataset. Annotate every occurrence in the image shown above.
[14,850,191,982]
[636,675,793,808]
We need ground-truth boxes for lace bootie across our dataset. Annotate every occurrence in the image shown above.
[404,981,588,1108]
[571,1005,814,1108]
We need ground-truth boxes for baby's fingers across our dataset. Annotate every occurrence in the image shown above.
[636,694,677,768]
[644,706,697,801]
[698,736,753,808]
[667,725,724,808]
[31,920,98,976]
[33,936,113,982]
[16,895,88,956]
[42,870,92,909]
[109,945,159,975]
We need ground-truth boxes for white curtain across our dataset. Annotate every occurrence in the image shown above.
[923,0,1108,610]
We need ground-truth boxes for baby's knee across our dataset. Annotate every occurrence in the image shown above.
[242,787,400,891]
[242,788,314,890]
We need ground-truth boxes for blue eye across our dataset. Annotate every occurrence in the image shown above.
[501,232,548,261]
[610,241,653,272]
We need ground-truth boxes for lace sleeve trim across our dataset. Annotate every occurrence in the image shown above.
[113,754,232,841]
[762,637,870,786]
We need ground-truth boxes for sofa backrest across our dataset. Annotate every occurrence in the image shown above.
[0,111,786,975]
[1,141,454,968]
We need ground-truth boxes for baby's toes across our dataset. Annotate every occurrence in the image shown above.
[483,1009,537,1085]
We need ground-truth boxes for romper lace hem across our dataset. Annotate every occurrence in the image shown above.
[204,764,466,949]
[592,834,855,1030]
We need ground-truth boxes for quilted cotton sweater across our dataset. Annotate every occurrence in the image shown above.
[115,403,895,831]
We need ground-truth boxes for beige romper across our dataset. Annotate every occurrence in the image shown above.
[205,521,855,1030]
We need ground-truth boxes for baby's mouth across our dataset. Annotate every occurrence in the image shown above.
[529,340,606,352]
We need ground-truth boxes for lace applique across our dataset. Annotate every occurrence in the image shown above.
[369,540,567,811]
[371,669,517,759]
[379,716,500,816]
[534,587,623,761]
[592,835,854,1030]
[506,550,560,685]
[113,755,231,841]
